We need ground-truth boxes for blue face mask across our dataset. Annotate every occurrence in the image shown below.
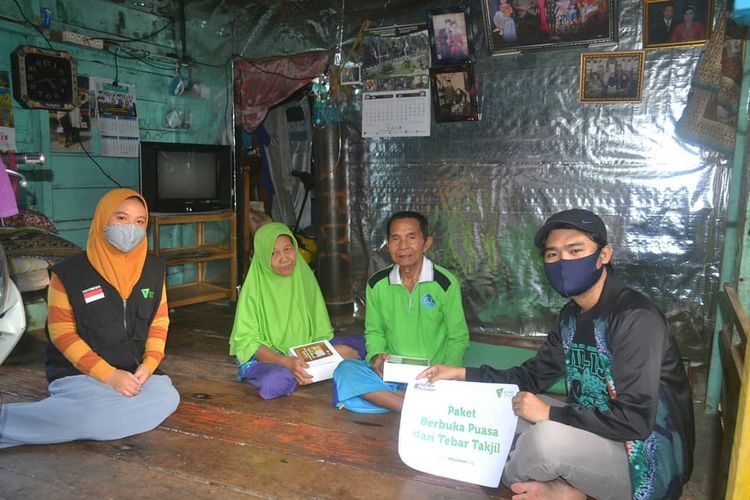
[104,223,146,253]
[544,252,604,297]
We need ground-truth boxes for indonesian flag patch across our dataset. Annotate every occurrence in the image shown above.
[82,285,105,304]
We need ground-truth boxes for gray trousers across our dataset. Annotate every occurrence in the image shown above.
[503,396,632,500]
[0,374,180,449]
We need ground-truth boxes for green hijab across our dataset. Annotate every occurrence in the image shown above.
[229,222,332,364]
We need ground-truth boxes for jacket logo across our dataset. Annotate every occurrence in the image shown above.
[421,294,436,309]
[82,285,105,304]
[141,288,154,299]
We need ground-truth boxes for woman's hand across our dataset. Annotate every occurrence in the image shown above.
[256,346,313,384]
[417,364,467,384]
[133,363,152,386]
[105,369,142,397]
[285,356,314,385]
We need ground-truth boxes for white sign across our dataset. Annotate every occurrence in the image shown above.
[398,380,519,487]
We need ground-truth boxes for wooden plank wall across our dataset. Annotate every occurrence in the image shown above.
[0,0,231,248]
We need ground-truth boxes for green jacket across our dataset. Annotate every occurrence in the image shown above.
[365,257,469,366]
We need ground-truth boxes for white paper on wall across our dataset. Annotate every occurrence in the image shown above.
[90,77,139,157]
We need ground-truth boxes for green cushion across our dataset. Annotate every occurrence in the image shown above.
[464,341,567,396]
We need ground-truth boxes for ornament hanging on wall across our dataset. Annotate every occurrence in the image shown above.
[311,74,330,128]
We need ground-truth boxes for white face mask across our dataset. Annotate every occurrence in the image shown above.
[104,223,146,253]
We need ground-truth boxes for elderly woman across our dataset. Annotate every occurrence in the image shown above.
[229,222,363,400]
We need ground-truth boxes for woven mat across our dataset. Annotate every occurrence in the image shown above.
[0,228,81,260]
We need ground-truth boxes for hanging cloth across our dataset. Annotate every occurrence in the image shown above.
[0,157,19,218]
[233,52,329,132]
[676,11,747,154]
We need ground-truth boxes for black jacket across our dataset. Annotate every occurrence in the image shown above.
[45,252,165,383]
[467,275,694,499]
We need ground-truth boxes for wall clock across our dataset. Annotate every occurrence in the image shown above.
[10,45,78,110]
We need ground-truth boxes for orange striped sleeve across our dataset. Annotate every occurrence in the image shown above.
[47,273,116,383]
[141,281,169,374]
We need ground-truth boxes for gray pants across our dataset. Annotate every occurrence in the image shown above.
[503,396,632,500]
[0,374,180,449]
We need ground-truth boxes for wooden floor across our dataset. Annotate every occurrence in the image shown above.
[0,302,512,499]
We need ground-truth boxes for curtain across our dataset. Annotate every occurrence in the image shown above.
[234,52,329,132]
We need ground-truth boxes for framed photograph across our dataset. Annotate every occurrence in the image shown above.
[340,62,362,86]
[427,5,474,65]
[579,51,645,103]
[430,64,479,122]
[480,0,616,55]
[644,0,712,49]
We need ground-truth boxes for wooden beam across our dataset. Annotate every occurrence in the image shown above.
[725,283,750,499]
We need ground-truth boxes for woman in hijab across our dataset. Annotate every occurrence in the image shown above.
[0,189,180,448]
[230,222,363,400]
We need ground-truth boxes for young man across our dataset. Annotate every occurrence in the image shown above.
[422,209,694,500]
[333,211,469,413]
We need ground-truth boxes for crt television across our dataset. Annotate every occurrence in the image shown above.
[140,141,232,213]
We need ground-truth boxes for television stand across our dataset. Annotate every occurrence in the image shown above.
[150,211,237,308]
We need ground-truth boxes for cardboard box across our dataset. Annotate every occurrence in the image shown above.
[382,355,430,383]
[288,339,344,383]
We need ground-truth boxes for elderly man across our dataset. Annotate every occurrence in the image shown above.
[333,211,469,413]
[422,209,694,500]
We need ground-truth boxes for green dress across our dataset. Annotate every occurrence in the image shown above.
[229,223,332,364]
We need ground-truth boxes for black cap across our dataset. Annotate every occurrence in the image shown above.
[534,209,607,249]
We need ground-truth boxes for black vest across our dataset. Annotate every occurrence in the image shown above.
[45,252,165,383]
